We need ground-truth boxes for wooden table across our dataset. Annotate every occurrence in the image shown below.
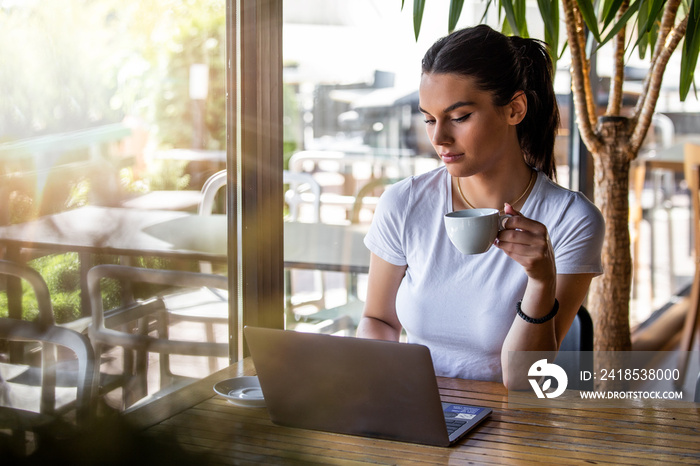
[123,358,700,465]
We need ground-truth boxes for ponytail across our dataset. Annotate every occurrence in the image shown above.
[509,36,559,180]
[422,25,560,180]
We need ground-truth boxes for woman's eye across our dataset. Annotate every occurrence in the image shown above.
[452,114,471,123]
[423,119,435,125]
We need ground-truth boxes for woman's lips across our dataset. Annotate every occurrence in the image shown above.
[440,153,464,163]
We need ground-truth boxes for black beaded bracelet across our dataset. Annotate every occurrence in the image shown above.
[516,299,559,324]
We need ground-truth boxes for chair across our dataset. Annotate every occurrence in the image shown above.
[0,260,124,405]
[554,305,594,389]
[87,264,228,408]
[559,305,594,353]
[0,260,56,328]
[349,176,400,224]
[284,170,321,223]
[194,169,332,331]
[677,145,700,387]
[283,170,328,320]
[286,150,392,220]
[0,258,96,335]
[198,168,227,217]
[0,261,68,394]
[347,176,399,303]
[160,169,229,356]
[131,169,229,385]
[0,318,95,456]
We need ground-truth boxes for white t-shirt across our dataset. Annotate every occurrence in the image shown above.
[364,165,605,381]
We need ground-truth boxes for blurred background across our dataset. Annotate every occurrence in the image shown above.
[1,0,699,399]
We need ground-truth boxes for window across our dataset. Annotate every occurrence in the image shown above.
[0,0,236,406]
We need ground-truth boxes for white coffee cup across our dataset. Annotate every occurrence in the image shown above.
[444,208,510,254]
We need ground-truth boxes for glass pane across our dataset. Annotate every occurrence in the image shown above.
[282,2,575,336]
[0,0,228,410]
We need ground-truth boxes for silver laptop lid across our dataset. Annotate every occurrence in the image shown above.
[244,326,451,446]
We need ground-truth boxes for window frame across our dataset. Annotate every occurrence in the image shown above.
[226,0,285,362]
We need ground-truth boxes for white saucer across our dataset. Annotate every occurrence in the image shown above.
[213,376,266,408]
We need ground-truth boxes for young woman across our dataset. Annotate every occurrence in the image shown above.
[356,25,604,388]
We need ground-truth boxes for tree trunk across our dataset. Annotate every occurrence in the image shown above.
[587,116,633,351]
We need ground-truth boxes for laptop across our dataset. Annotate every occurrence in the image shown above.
[243,326,491,447]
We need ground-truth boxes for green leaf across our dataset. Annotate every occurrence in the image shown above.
[448,0,465,33]
[631,0,665,57]
[680,0,700,100]
[413,0,426,40]
[558,40,570,60]
[501,16,514,36]
[537,0,560,68]
[575,0,602,42]
[597,0,640,48]
[648,18,659,58]
[501,0,521,36]
[501,0,530,37]
[637,0,650,58]
[515,0,530,37]
[636,0,665,37]
[638,33,649,59]
[643,0,666,33]
[601,0,626,29]
[479,0,495,24]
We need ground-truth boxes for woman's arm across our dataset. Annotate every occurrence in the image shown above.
[495,203,596,388]
[356,253,407,342]
[500,273,595,388]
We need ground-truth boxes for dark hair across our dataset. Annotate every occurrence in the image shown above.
[422,25,559,180]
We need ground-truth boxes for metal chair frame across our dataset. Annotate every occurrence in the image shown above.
[0,318,96,456]
[87,264,228,408]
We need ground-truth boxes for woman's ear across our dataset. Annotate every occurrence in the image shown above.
[507,91,527,125]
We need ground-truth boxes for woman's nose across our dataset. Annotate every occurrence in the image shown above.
[431,122,453,146]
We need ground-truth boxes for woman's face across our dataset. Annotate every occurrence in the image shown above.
[418,72,523,178]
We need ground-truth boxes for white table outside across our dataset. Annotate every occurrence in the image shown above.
[0,206,370,317]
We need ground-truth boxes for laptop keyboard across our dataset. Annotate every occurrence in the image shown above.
[444,412,468,435]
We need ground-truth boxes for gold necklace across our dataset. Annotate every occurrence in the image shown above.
[456,169,535,210]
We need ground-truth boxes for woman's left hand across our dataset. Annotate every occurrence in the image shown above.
[495,203,556,284]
